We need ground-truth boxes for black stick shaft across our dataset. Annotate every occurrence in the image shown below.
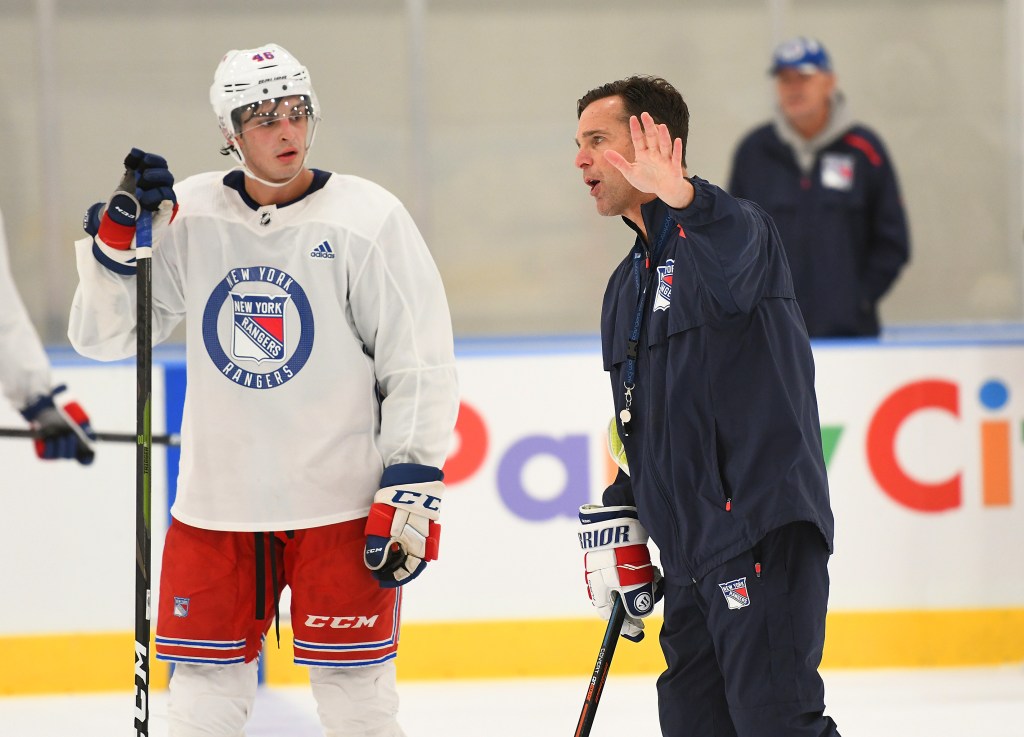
[134,211,153,736]
[575,591,626,737]
[0,428,179,446]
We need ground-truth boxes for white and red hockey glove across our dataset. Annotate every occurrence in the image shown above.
[83,148,178,275]
[578,504,662,642]
[364,464,445,588]
[20,384,96,465]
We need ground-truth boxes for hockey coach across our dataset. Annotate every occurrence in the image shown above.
[573,75,841,737]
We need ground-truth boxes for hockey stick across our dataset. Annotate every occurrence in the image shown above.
[0,427,180,446]
[134,208,154,736]
[574,590,626,737]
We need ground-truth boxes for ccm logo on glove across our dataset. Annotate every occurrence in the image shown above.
[386,489,442,511]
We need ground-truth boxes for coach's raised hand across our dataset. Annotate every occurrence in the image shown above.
[83,148,178,274]
[604,111,694,210]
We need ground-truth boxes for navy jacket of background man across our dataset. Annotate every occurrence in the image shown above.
[600,177,835,586]
[729,123,909,337]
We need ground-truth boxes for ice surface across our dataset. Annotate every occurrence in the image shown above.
[1,666,1022,736]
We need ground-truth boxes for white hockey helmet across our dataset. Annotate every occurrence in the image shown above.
[209,43,321,166]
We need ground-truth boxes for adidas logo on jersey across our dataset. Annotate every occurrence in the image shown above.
[310,240,335,259]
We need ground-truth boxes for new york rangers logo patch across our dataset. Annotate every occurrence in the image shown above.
[230,293,289,363]
[652,258,674,312]
[174,597,190,618]
[202,266,315,390]
[718,577,751,610]
[821,153,854,191]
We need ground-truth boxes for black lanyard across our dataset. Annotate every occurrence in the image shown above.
[619,215,674,437]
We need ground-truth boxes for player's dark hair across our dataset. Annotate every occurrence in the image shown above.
[577,76,690,166]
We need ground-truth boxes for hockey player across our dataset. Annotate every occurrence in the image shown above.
[69,44,458,737]
[0,206,95,464]
[573,76,841,736]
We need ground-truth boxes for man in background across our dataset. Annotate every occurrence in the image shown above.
[0,206,95,463]
[729,36,910,338]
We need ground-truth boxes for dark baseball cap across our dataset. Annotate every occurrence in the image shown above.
[770,36,832,75]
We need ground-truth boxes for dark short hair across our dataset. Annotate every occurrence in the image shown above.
[577,76,690,166]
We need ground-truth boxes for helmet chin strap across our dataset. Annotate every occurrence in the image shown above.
[236,161,306,189]
[225,136,312,189]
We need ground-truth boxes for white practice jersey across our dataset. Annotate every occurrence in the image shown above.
[0,206,54,412]
[69,170,459,531]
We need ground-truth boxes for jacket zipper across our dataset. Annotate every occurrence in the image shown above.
[636,246,696,583]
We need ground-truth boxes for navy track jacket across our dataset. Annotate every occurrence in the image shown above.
[729,123,909,337]
[600,178,835,586]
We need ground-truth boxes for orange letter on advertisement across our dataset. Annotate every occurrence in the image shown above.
[980,421,1011,506]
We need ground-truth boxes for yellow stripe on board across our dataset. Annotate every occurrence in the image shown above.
[0,632,170,695]
[3,609,1024,695]
[823,609,1024,668]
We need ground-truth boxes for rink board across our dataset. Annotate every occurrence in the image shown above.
[2,337,1023,694]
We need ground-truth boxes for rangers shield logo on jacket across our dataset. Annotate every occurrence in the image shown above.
[653,258,674,312]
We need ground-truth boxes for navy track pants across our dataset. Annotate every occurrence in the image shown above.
[656,522,841,737]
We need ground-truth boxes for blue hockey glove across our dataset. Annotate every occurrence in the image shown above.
[579,504,662,642]
[84,148,178,274]
[20,385,97,465]
[364,464,445,588]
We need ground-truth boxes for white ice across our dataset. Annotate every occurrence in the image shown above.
[1,666,1022,736]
